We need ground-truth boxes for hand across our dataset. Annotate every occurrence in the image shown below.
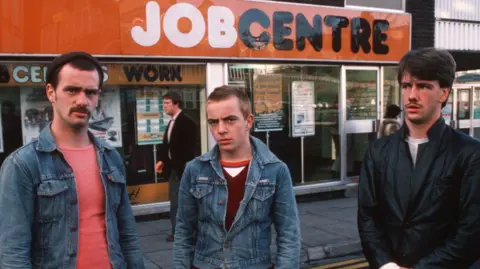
[155,161,164,174]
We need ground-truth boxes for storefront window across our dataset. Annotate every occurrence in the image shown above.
[383,66,401,113]
[0,62,206,206]
[228,64,340,185]
[0,88,23,165]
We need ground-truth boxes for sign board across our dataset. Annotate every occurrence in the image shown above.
[135,88,171,145]
[0,63,205,87]
[127,182,169,205]
[291,81,315,137]
[253,74,284,132]
[0,0,411,63]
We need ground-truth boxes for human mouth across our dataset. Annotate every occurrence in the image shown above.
[70,108,90,118]
[406,105,421,112]
[218,139,232,145]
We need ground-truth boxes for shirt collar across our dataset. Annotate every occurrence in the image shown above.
[171,110,182,121]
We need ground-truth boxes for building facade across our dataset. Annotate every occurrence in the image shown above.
[0,0,412,215]
[432,0,480,144]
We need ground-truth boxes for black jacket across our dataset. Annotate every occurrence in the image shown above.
[157,110,197,178]
[358,117,480,269]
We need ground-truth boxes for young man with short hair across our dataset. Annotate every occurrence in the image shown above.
[173,86,301,269]
[358,48,480,269]
[0,51,144,268]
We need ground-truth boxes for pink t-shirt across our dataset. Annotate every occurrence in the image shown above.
[61,145,111,269]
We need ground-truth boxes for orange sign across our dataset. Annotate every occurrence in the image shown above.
[0,0,411,63]
[0,63,205,86]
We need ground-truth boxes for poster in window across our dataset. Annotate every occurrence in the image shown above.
[0,103,3,153]
[291,81,315,137]
[89,88,123,148]
[135,88,171,145]
[20,88,52,145]
[253,74,284,132]
[20,87,123,147]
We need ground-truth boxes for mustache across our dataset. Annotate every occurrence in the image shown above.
[69,106,90,115]
[405,102,423,108]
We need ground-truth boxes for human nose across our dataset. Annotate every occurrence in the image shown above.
[217,120,228,134]
[75,91,89,106]
[408,85,420,101]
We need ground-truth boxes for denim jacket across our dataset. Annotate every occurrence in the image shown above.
[0,125,144,269]
[173,136,301,269]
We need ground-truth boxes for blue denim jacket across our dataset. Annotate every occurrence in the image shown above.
[0,125,144,269]
[173,136,301,269]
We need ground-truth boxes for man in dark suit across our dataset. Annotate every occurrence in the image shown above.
[155,92,197,242]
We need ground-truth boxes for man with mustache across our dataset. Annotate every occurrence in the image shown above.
[0,52,145,269]
[358,48,480,269]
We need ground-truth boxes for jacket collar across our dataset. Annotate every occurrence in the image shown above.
[398,116,446,143]
[36,122,113,152]
[198,135,280,166]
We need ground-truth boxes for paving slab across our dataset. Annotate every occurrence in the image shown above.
[138,197,361,269]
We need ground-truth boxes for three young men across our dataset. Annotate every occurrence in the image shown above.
[173,86,301,269]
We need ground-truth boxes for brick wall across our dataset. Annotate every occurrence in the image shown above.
[406,0,435,49]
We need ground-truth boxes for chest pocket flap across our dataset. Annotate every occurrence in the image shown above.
[107,170,126,184]
[37,180,69,196]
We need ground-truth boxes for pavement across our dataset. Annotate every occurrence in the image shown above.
[137,196,361,269]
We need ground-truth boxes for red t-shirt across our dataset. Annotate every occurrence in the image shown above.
[61,145,111,269]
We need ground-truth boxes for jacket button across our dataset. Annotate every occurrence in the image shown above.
[71,226,78,231]
[224,243,230,248]
[70,199,78,205]
[70,252,76,257]
[402,253,408,257]
[218,200,225,205]
[403,221,411,228]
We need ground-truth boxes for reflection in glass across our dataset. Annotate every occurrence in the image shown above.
[345,69,378,177]
[383,67,401,114]
[442,91,453,122]
[346,70,377,120]
[457,89,471,120]
[228,64,341,184]
[0,88,23,166]
[474,88,480,119]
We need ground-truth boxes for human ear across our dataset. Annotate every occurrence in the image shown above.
[46,84,56,104]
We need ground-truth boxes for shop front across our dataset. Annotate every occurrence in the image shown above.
[0,0,411,215]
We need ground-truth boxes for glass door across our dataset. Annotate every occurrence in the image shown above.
[341,66,380,180]
[472,87,480,140]
[441,89,454,128]
[455,87,472,135]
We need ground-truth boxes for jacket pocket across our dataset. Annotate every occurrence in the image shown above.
[249,181,275,220]
[36,180,69,223]
[190,183,213,199]
[189,183,213,219]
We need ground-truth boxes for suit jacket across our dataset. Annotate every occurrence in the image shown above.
[158,110,197,179]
